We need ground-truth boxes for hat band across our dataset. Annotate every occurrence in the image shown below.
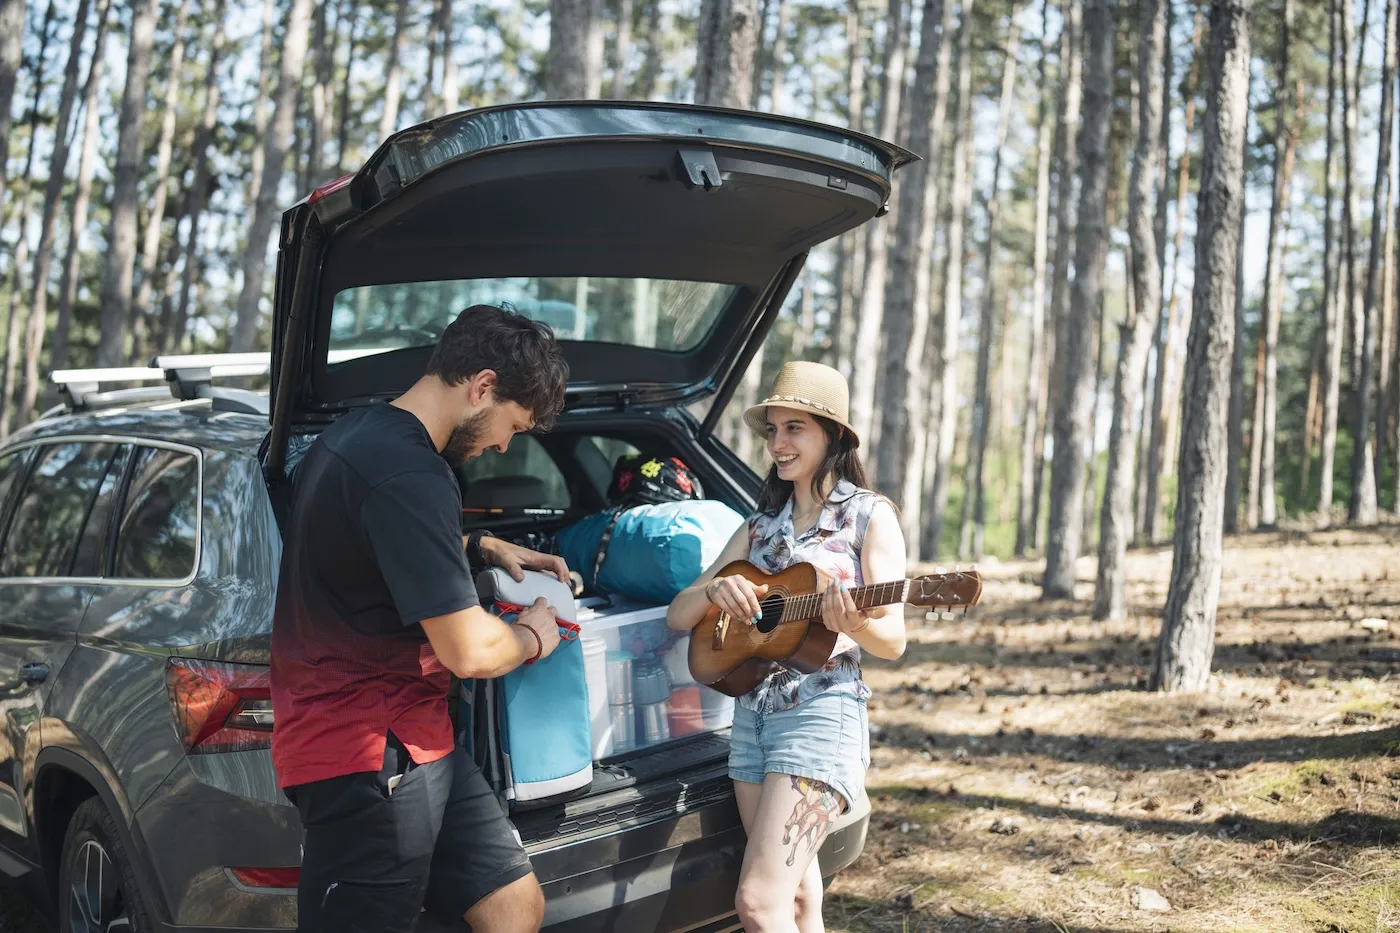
[759,394,843,419]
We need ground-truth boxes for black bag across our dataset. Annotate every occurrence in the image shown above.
[606,455,703,507]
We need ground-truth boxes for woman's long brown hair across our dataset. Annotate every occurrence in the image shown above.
[755,414,870,515]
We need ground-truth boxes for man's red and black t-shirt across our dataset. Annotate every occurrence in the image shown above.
[270,403,477,790]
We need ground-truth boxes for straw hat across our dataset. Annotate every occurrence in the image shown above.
[743,361,859,447]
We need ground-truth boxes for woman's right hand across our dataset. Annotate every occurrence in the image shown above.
[705,575,769,624]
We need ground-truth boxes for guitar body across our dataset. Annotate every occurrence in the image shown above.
[687,560,839,698]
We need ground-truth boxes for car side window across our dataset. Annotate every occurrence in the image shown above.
[0,442,121,578]
[113,447,200,581]
[71,445,135,578]
[0,449,33,547]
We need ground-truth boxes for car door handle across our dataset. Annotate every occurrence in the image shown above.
[19,662,49,684]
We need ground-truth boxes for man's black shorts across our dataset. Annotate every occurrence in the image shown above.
[287,734,534,933]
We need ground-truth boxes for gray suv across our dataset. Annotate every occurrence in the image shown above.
[0,101,912,932]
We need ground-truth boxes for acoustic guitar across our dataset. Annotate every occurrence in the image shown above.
[687,559,984,697]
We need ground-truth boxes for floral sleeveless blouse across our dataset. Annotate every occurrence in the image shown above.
[738,479,887,713]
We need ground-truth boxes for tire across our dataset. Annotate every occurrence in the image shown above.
[57,796,155,933]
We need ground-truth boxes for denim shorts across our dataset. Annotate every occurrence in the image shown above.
[728,691,870,809]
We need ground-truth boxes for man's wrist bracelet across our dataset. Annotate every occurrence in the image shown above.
[520,624,543,665]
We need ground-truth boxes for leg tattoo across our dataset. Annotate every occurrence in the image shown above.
[781,777,842,867]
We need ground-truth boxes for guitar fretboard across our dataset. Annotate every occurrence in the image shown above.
[779,580,910,623]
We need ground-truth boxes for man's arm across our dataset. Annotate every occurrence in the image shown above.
[421,605,543,679]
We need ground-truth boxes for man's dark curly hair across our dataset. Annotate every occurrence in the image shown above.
[425,304,569,431]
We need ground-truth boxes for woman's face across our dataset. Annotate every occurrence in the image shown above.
[765,406,830,485]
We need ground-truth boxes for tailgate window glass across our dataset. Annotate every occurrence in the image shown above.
[329,277,736,354]
[114,447,199,581]
[1,442,120,578]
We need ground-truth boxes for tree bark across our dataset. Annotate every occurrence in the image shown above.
[847,0,908,447]
[94,0,160,366]
[21,0,96,423]
[1034,0,1084,554]
[1017,0,1056,558]
[1093,0,1165,621]
[875,0,953,559]
[0,0,27,223]
[695,0,759,107]
[246,0,276,214]
[171,0,227,353]
[765,0,789,111]
[1042,0,1113,600]
[1302,333,1323,496]
[132,0,192,362]
[829,0,867,376]
[1351,0,1393,525]
[960,12,1022,562]
[545,0,605,99]
[231,0,315,353]
[611,0,633,98]
[1319,0,1345,522]
[1154,0,1252,694]
[1344,0,1371,385]
[308,0,336,182]
[927,0,977,559]
[52,0,112,372]
[1246,0,1296,530]
[1148,9,1203,542]
[440,0,457,113]
[379,0,409,139]
[334,0,358,174]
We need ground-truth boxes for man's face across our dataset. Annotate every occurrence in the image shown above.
[442,395,535,467]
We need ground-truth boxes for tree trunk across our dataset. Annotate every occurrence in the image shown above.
[1082,270,1108,552]
[94,0,160,366]
[829,0,867,376]
[308,0,336,182]
[0,0,27,223]
[847,0,908,446]
[1301,334,1323,496]
[1344,0,1371,385]
[52,0,112,371]
[1042,0,1113,600]
[546,0,605,99]
[1379,142,1396,493]
[695,0,759,107]
[765,0,789,111]
[21,0,96,423]
[440,0,457,113]
[246,0,276,213]
[1148,9,1203,542]
[875,0,953,559]
[1093,0,1165,621]
[638,0,662,99]
[1153,0,1252,694]
[171,0,227,353]
[1034,0,1084,554]
[960,12,1022,562]
[230,0,315,353]
[1247,0,1296,530]
[1319,0,1345,522]
[1018,0,1056,558]
[611,0,633,97]
[379,0,409,139]
[1225,99,1248,535]
[334,0,358,174]
[1351,0,1393,524]
[926,0,977,559]
[132,0,192,362]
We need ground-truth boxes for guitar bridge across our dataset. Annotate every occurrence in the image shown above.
[713,612,729,650]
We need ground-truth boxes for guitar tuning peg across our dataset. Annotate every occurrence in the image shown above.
[941,610,955,621]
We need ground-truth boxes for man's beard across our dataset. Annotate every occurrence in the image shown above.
[442,409,490,467]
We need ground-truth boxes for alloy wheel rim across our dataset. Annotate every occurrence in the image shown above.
[68,839,131,933]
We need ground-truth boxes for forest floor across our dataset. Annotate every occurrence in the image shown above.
[826,523,1400,933]
[2,526,1397,932]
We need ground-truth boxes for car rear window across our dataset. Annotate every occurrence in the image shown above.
[328,277,736,355]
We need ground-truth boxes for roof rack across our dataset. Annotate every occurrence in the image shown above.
[50,352,274,417]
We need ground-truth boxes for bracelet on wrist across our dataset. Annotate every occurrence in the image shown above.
[520,624,543,665]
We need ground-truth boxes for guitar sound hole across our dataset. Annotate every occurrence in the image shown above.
[755,595,786,634]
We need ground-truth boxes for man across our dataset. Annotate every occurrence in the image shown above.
[271,304,571,933]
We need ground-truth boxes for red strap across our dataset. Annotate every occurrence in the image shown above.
[495,601,580,641]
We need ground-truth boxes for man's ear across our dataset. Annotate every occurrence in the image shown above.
[468,370,497,405]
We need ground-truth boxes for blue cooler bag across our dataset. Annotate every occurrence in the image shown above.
[476,568,593,809]
[555,499,745,604]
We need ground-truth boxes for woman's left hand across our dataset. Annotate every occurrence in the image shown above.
[820,582,870,636]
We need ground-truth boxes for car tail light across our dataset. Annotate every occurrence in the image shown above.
[230,866,301,889]
[165,658,273,754]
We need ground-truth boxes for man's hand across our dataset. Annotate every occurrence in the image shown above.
[480,537,570,584]
[516,597,562,662]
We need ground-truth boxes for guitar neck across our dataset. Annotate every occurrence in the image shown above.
[782,580,909,623]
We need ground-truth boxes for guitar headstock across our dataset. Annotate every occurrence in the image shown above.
[906,569,983,611]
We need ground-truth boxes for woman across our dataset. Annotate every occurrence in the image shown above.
[667,361,907,933]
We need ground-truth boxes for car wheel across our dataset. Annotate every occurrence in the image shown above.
[57,796,154,933]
